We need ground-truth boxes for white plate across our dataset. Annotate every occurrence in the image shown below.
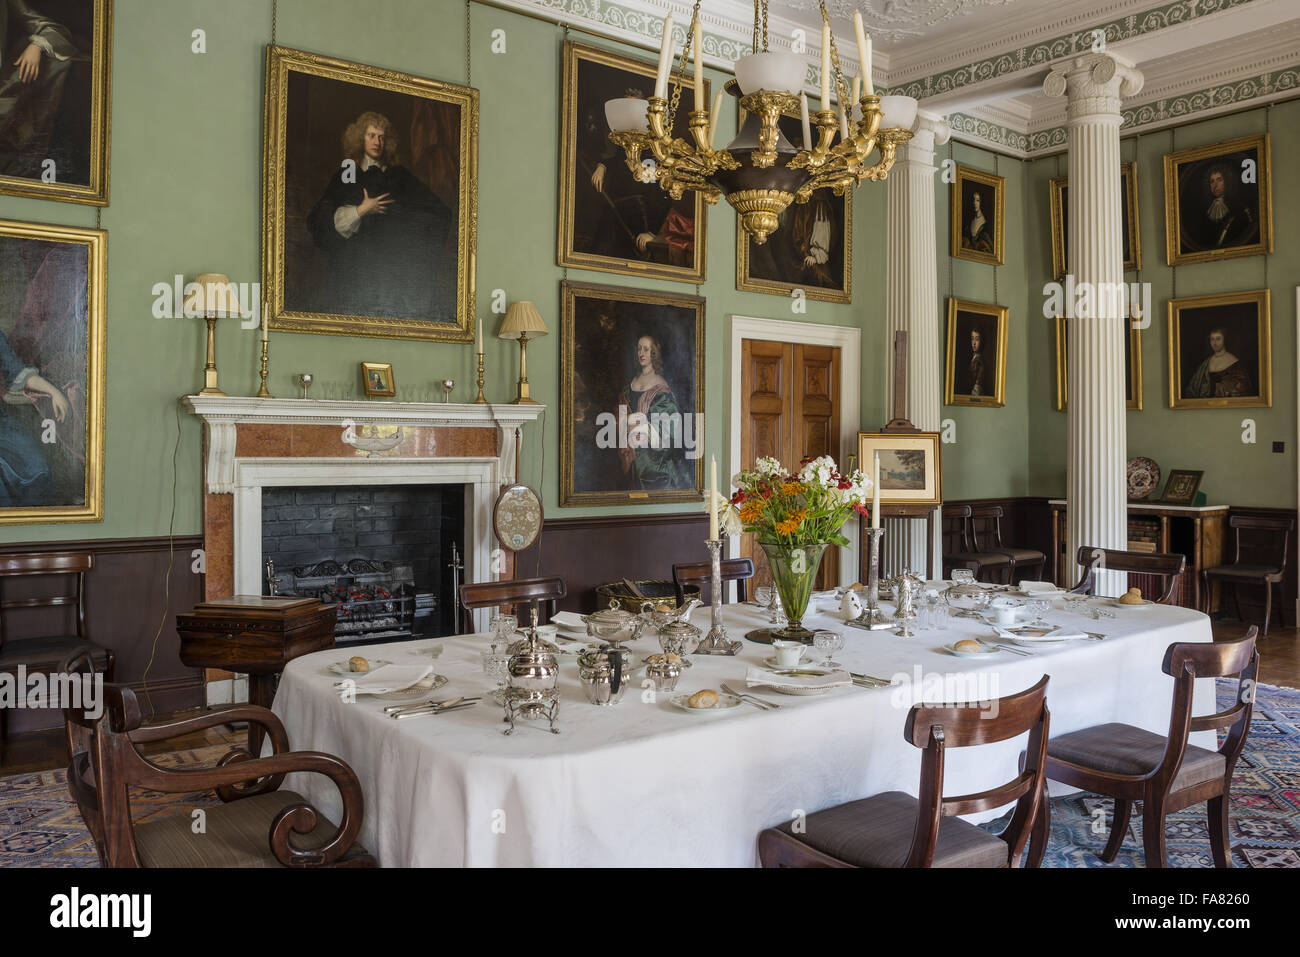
[1110,598,1157,609]
[670,691,744,714]
[372,674,449,700]
[945,641,1000,658]
[758,667,846,695]
[995,627,1072,644]
[406,645,444,658]
[328,658,392,676]
[552,636,591,655]
[763,655,812,669]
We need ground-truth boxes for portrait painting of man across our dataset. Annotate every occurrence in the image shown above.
[1168,290,1271,410]
[561,281,704,507]
[0,0,111,205]
[737,106,850,302]
[262,46,478,342]
[0,218,104,523]
[945,298,1007,407]
[1163,133,1272,266]
[559,40,706,284]
[1049,163,1141,280]
[951,165,1004,266]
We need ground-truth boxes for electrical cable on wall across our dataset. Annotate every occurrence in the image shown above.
[140,400,183,714]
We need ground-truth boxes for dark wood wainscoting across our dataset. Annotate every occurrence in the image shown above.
[0,536,205,737]
[516,513,711,613]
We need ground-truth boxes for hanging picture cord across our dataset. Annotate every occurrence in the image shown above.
[1170,126,1177,301]
[947,140,954,302]
[992,153,999,304]
[466,0,472,86]
[1264,104,1271,291]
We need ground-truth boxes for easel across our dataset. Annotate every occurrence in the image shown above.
[859,332,937,581]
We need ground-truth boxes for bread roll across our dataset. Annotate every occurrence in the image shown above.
[1118,587,1144,605]
[688,689,718,709]
[953,639,982,653]
[348,656,370,673]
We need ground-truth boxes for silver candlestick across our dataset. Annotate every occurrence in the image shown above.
[695,539,740,655]
[848,526,892,631]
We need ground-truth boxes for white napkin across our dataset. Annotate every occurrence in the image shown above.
[992,625,1087,643]
[551,611,587,632]
[1017,581,1060,595]
[746,666,852,691]
[337,663,433,695]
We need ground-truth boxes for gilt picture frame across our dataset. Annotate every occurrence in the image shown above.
[951,164,1004,266]
[945,298,1008,407]
[0,217,106,524]
[560,280,704,507]
[1167,289,1271,410]
[0,0,112,206]
[558,40,707,284]
[856,432,942,506]
[360,361,395,398]
[1054,314,1143,411]
[261,44,478,342]
[1163,133,1272,267]
[1049,162,1141,280]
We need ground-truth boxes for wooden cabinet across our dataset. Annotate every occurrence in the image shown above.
[1048,501,1226,610]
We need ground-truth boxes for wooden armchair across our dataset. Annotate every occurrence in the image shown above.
[1069,546,1185,603]
[459,576,566,626]
[941,505,1013,583]
[1201,514,1293,635]
[0,552,114,748]
[672,558,754,605]
[1029,627,1259,868]
[758,676,1051,868]
[62,651,374,868]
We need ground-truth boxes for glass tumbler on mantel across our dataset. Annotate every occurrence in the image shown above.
[760,542,828,643]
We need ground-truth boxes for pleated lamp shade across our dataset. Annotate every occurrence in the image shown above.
[498,301,547,340]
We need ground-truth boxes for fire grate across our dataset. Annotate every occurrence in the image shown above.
[268,558,436,645]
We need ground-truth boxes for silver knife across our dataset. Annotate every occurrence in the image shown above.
[383,695,461,715]
[394,700,480,720]
[721,682,780,710]
[388,696,476,718]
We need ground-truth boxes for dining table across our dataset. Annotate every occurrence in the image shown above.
[269,588,1216,867]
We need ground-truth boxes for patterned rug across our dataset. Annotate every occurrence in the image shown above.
[1,682,1297,867]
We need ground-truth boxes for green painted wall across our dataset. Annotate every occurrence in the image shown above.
[0,0,892,544]
[1024,101,1298,509]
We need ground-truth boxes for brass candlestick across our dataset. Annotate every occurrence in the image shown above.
[474,351,487,403]
[256,337,273,398]
[198,316,226,396]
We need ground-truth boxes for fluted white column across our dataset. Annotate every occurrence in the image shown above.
[883,110,950,579]
[1044,53,1143,595]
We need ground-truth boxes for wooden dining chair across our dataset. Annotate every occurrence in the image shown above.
[758,675,1051,868]
[61,651,375,868]
[941,504,1014,584]
[0,552,114,749]
[1201,514,1293,635]
[1069,546,1185,603]
[672,557,753,605]
[458,576,567,624]
[1028,626,1259,868]
[969,505,1046,583]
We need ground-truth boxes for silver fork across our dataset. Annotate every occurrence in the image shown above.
[720,682,779,711]
[978,637,1034,657]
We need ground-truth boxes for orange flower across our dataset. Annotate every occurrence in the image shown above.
[780,481,803,496]
[739,504,763,524]
[775,509,807,537]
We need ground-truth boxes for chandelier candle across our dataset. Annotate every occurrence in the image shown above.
[654,14,674,99]
[693,19,704,109]
[854,11,873,95]
[799,93,811,150]
[820,22,831,108]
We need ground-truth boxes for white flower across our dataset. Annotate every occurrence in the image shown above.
[754,456,787,479]
[797,454,837,486]
[720,507,744,537]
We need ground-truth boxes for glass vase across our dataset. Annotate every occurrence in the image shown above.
[759,542,828,643]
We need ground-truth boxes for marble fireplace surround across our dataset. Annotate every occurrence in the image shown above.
[182,397,545,631]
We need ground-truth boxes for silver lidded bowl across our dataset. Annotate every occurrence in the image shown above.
[657,618,701,664]
[645,659,682,692]
[584,598,647,649]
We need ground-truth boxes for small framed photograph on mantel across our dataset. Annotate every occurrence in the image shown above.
[360,361,396,398]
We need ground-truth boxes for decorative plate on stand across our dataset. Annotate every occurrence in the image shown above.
[1126,457,1160,500]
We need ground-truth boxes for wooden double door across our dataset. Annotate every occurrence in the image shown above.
[739,339,842,590]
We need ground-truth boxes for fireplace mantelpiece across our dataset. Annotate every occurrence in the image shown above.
[183,395,544,612]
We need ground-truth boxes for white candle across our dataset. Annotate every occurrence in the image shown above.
[709,456,719,540]
[654,14,675,100]
[799,92,811,150]
[872,452,881,529]
[707,90,723,148]
[820,23,831,110]
[852,74,861,106]
[261,311,268,343]
[692,20,704,111]
[838,103,849,141]
[477,319,482,353]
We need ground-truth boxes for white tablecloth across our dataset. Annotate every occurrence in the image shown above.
[270,594,1215,867]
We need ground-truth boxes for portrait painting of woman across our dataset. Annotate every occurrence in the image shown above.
[561,281,704,506]
[0,217,105,524]
[1168,290,1271,410]
[262,45,477,342]
[952,165,1004,265]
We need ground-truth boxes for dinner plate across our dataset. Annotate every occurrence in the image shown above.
[756,667,844,695]
[945,641,999,658]
[762,655,812,669]
[996,627,1071,644]
[670,692,744,714]
[328,658,392,676]
[371,674,449,700]
[406,645,444,658]
[1110,598,1157,609]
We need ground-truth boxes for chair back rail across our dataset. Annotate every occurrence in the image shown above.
[1229,514,1293,568]
[968,504,1007,551]
[672,558,754,604]
[941,504,974,553]
[904,675,1051,867]
[458,577,566,623]
[1071,546,1185,603]
[0,551,93,646]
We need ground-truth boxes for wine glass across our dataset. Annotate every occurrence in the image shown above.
[489,613,517,644]
[812,630,844,669]
[1027,599,1051,627]
[755,585,773,612]
[480,644,511,704]
[951,568,975,586]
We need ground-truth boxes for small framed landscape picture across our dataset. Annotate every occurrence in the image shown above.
[1159,469,1204,506]
[856,432,942,507]
[360,361,396,398]
[1167,289,1270,410]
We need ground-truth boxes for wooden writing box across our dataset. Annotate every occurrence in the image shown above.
[177,596,336,674]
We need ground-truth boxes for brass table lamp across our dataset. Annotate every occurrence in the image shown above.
[185,273,243,397]
[497,301,547,405]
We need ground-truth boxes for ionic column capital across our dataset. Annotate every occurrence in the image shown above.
[1043,52,1144,122]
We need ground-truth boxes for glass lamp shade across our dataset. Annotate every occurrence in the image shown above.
[604,96,649,133]
[734,52,806,95]
[879,95,918,131]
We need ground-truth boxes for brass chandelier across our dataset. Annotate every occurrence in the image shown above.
[605,1,917,243]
